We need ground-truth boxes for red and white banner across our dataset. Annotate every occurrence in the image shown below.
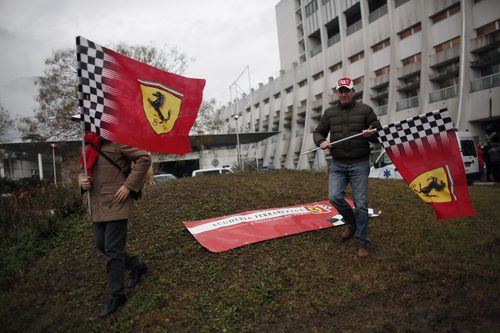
[183,200,380,252]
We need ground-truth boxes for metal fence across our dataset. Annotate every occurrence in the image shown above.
[429,85,459,103]
[470,72,500,92]
[396,95,419,111]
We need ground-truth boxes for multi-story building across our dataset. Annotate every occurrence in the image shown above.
[219,0,500,171]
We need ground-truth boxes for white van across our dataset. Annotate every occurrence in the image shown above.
[369,131,479,181]
[369,151,403,179]
[191,167,234,177]
[456,131,479,180]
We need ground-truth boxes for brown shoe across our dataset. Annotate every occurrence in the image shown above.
[340,227,355,240]
[357,247,369,257]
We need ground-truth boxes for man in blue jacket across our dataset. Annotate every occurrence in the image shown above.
[313,77,381,257]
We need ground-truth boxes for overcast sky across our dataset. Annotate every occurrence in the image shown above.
[0,0,281,120]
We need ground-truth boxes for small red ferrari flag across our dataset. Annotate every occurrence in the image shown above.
[376,108,476,220]
[76,36,205,154]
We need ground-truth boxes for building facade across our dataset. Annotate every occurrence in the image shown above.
[219,0,500,170]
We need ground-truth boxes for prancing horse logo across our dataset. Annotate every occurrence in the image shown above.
[139,80,183,135]
[148,91,172,124]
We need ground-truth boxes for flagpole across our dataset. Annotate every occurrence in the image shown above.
[80,122,92,216]
[301,129,377,155]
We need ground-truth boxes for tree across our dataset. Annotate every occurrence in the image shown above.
[0,100,14,142]
[190,98,224,135]
[19,43,192,141]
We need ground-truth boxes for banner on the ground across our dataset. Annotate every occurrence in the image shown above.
[183,200,380,252]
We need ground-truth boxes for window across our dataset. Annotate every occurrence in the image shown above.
[263,98,270,104]
[371,38,390,52]
[253,103,259,108]
[314,93,323,100]
[401,53,421,66]
[395,0,410,7]
[431,3,460,24]
[434,36,460,53]
[285,86,293,93]
[374,65,390,77]
[329,62,342,72]
[298,79,307,87]
[353,76,364,86]
[312,71,324,80]
[398,23,421,40]
[305,0,318,17]
[273,92,281,99]
[349,51,364,63]
[476,20,500,37]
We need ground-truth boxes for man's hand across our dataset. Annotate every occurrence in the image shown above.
[80,177,92,190]
[362,125,374,137]
[114,185,131,203]
[319,141,332,150]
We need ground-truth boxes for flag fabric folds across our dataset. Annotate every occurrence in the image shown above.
[76,36,205,154]
[376,108,476,220]
[184,200,381,252]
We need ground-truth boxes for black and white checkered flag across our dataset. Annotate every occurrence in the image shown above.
[328,208,381,226]
[377,109,455,150]
[76,36,114,136]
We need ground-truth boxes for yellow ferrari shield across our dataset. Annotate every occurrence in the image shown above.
[139,80,183,134]
[410,167,452,203]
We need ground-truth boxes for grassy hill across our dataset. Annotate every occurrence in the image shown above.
[1,170,499,332]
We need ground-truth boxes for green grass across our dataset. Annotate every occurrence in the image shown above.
[1,170,499,332]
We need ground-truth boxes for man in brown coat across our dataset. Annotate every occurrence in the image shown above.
[79,135,151,318]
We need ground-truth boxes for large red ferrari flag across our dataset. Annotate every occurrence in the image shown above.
[76,36,205,154]
[376,108,476,220]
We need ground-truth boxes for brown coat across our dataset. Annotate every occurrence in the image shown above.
[79,141,151,222]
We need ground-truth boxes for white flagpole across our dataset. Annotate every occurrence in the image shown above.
[301,129,377,155]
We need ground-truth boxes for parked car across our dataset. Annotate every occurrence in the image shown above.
[191,167,234,177]
[153,173,177,183]
[369,131,479,181]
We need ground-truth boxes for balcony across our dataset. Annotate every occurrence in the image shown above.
[371,72,390,89]
[375,104,388,116]
[327,34,341,47]
[429,63,460,81]
[470,30,500,54]
[353,82,364,93]
[346,20,362,36]
[310,99,323,110]
[368,4,388,23]
[470,52,500,68]
[397,61,421,79]
[310,44,322,58]
[396,95,419,111]
[470,72,500,92]
[310,107,322,119]
[429,85,459,103]
[397,78,420,92]
[370,90,388,100]
[429,45,460,68]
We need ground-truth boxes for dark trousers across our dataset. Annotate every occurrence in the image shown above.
[93,220,140,299]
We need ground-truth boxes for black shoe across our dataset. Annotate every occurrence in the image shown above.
[127,262,148,288]
[98,295,126,318]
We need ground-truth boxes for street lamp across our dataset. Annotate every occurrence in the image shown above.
[50,143,57,185]
[231,113,242,171]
